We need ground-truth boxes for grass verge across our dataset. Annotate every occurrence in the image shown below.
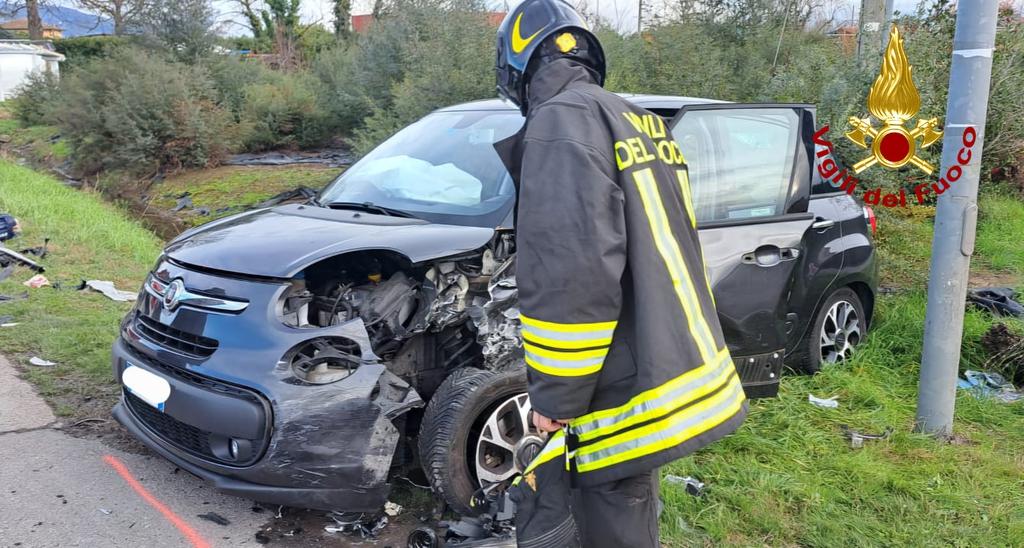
[148,164,341,227]
[0,160,161,418]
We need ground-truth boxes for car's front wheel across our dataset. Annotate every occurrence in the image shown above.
[793,287,867,374]
[417,366,538,515]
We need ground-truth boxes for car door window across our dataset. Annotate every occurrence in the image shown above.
[672,108,800,222]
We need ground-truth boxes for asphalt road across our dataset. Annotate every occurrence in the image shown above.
[0,354,429,548]
[0,354,267,548]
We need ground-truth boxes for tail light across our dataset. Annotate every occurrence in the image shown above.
[863,206,877,234]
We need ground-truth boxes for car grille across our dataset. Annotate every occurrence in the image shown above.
[135,314,218,358]
[125,390,212,455]
[123,360,270,467]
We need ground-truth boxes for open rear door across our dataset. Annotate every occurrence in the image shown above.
[669,103,817,398]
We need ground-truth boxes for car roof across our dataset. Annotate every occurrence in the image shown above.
[436,94,727,114]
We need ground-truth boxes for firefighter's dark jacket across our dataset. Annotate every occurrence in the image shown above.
[496,58,748,487]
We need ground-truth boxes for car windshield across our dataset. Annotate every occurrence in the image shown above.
[319,110,523,227]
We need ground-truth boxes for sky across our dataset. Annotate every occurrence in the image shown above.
[211,0,925,35]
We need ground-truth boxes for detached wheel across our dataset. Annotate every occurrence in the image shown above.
[417,367,538,515]
[794,287,867,374]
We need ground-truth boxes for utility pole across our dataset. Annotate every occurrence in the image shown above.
[916,1,1001,436]
[637,0,643,34]
[857,0,894,63]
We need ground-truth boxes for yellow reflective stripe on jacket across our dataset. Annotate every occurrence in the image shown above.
[570,349,733,441]
[524,342,608,377]
[520,314,617,350]
[676,169,697,228]
[521,430,566,476]
[633,168,717,364]
[574,375,745,472]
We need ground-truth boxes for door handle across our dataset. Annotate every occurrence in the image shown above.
[811,218,836,230]
[741,245,799,267]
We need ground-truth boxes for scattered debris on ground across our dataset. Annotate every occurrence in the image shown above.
[225,148,353,168]
[967,287,1024,317]
[958,370,1023,403]
[0,213,19,241]
[22,274,49,288]
[173,193,193,212]
[197,512,231,526]
[28,357,57,367]
[325,511,388,537]
[982,323,1024,386]
[0,264,14,282]
[82,280,137,302]
[808,394,840,408]
[256,186,318,208]
[0,246,44,272]
[839,425,893,449]
[665,474,706,496]
[0,292,29,304]
[19,238,49,258]
[384,500,403,516]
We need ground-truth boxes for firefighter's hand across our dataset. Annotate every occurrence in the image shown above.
[531,411,570,433]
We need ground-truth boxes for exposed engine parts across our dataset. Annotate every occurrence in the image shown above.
[278,234,522,386]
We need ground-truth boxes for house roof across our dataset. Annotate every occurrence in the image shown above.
[0,18,63,31]
[0,40,65,60]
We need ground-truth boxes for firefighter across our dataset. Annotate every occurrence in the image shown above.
[493,1,749,546]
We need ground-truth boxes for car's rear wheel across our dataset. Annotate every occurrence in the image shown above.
[792,287,867,374]
[417,366,536,515]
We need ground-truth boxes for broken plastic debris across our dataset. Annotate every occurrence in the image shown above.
[808,394,839,408]
[384,500,402,516]
[23,274,50,288]
[664,474,705,496]
[325,512,388,538]
[967,287,1024,318]
[839,424,893,449]
[29,356,56,367]
[197,512,230,526]
[957,370,1023,404]
[83,280,136,302]
[99,508,112,515]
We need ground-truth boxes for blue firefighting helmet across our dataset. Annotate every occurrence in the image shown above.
[495,0,605,114]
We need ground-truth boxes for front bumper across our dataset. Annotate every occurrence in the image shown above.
[112,320,420,512]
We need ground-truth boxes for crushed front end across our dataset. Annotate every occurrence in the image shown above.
[112,256,424,512]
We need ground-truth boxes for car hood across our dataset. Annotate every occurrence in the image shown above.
[165,204,496,278]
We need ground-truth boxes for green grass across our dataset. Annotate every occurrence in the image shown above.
[0,160,162,416]
[976,192,1024,276]
[150,165,341,226]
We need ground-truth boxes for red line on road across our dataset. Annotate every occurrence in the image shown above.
[103,455,212,548]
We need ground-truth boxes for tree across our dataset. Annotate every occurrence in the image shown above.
[76,0,149,35]
[234,0,268,39]
[25,0,43,39]
[143,0,217,61]
[333,0,351,39]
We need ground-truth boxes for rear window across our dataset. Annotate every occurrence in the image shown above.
[673,108,800,222]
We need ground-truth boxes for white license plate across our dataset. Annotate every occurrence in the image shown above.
[122,364,171,412]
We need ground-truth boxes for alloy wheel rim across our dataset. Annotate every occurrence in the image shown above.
[819,300,861,364]
[473,393,538,487]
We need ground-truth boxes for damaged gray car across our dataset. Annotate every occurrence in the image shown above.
[111,96,878,515]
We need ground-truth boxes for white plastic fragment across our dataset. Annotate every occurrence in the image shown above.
[84,280,137,302]
[384,501,402,516]
[29,356,57,367]
[808,394,839,408]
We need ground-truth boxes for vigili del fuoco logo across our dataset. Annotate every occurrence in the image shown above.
[814,24,977,208]
[845,25,943,175]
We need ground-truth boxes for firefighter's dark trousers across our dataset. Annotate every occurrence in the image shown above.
[510,433,660,548]
[571,470,660,548]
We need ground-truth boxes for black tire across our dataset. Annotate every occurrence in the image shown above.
[792,287,867,374]
[417,366,527,515]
